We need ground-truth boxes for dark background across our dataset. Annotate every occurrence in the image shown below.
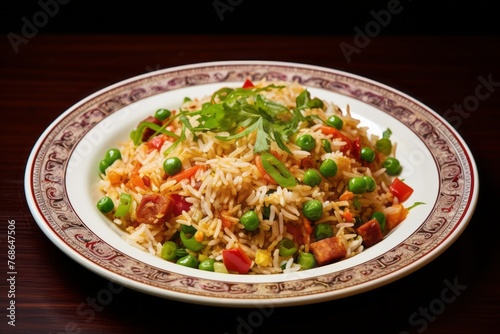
[1,1,500,334]
[1,0,499,36]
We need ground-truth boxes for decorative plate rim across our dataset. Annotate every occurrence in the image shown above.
[24,60,479,307]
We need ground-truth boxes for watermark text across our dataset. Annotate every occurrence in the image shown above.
[442,74,499,129]
[6,219,17,327]
[400,277,467,333]
[213,0,245,22]
[7,0,72,54]
[340,0,405,63]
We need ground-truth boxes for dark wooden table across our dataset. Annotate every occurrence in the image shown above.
[1,34,499,333]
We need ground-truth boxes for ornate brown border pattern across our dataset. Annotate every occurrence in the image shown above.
[30,63,472,302]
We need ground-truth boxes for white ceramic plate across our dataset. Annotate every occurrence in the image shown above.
[24,61,479,307]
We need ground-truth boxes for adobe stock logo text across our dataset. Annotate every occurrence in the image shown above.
[339,0,405,64]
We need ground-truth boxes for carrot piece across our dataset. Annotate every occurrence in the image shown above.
[254,154,277,185]
[319,125,352,154]
[220,210,234,229]
[194,230,204,242]
[302,222,312,253]
[107,171,122,186]
[320,125,336,136]
[385,204,409,230]
[142,175,151,188]
[303,218,313,235]
[130,161,146,190]
[339,190,354,201]
[342,209,354,222]
[170,165,202,183]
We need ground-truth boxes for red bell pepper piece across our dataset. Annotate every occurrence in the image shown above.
[319,125,353,155]
[351,137,361,160]
[242,79,254,89]
[146,134,167,152]
[389,177,414,203]
[169,165,203,183]
[222,248,252,274]
[170,194,192,216]
[286,223,304,245]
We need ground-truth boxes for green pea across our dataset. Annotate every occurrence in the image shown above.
[297,251,316,270]
[99,148,121,174]
[295,134,316,151]
[363,175,376,192]
[348,177,367,194]
[180,231,204,252]
[104,148,122,166]
[240,210,260,231]
[319,159,338,177]
[198,258,215,271]
[163,157,183,176]
[303,169,322,187]
[154,108,171,121]
[321,139,332,153]
[96,196,114,213]
[314,223,333,241]
[176,254,199,268]
[376,138,392,155]
[326,115,343,130]
[360,147,375,163]
[278,239,297,256]
[302,200,323,221]
[99,160,110,174]
[371,211,386,232]
[383,157,401,175]
[160,241,178,261]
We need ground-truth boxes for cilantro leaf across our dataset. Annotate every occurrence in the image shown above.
[254,119,269,153]
[215,118,261,142]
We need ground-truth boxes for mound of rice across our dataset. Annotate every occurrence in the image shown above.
[97,79,409,274]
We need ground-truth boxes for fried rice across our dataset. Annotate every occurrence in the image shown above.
[96,79,413,274]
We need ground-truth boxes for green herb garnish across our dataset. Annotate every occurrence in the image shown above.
[259,152,297,188]
[407,201,425,210]
[130,120,179,146]
[131,84,325,158]
[194,84,322,154]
